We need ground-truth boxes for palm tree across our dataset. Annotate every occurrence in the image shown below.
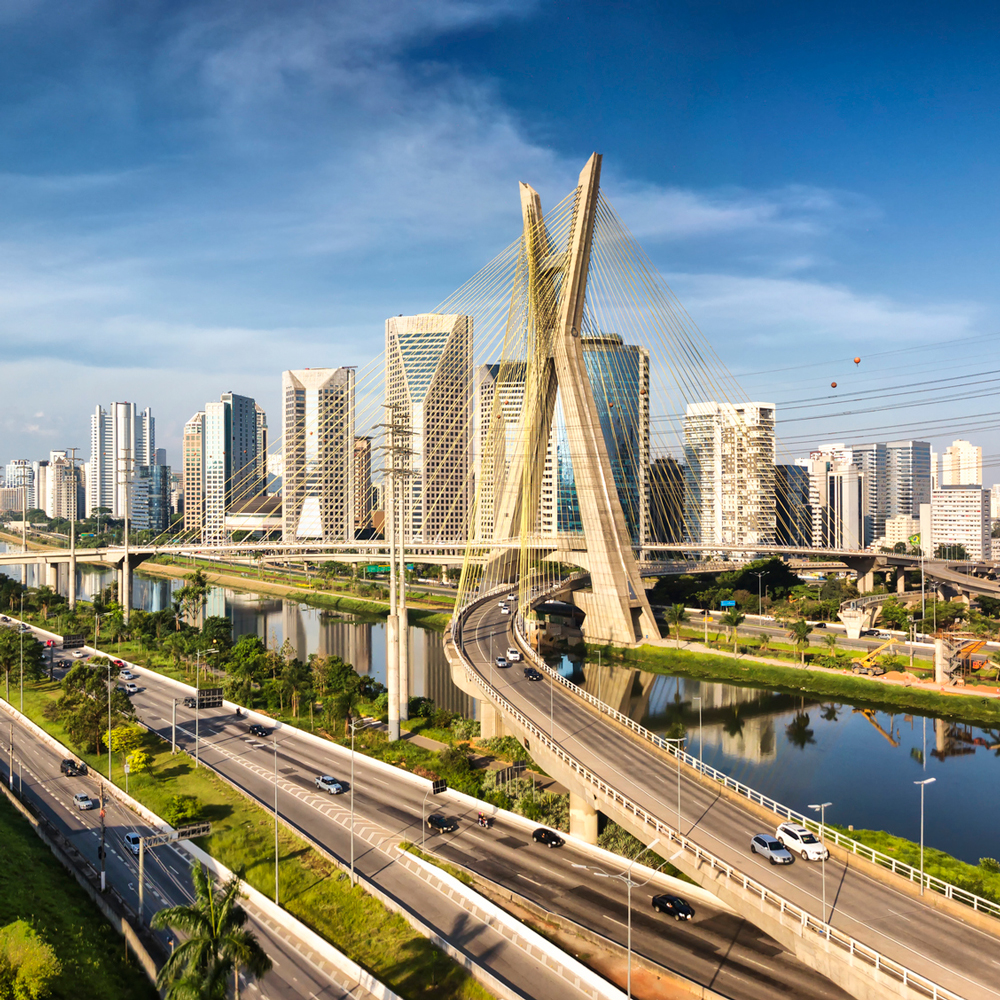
[757,632,771,653]
[719,609,745,652]
[151,864,271,1000]
[788,619,813,664]
[665,604,688,648]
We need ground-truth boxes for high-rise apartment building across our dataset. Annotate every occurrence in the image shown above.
[941,439,982,486]
[354,437,373,531]
[931,486,990,559]
[807,455,863,549]
[4,460,34,509]
[281,368,355,541]
[87,403,155,517]
[775,463,811,547]
[847,442,887,546]
[649,457,686,545]
[885,440,931,520]
[930,449,939,490]
[44,451,79,520]
[182,412,206,535]
[386,314,472,543]
[203,393,265,544]
[683,401,776,547]
[884,515,920,549]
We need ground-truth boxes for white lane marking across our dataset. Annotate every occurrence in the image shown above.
[517,873,543,886]
[887,908,912,922]
[603,915,628,928]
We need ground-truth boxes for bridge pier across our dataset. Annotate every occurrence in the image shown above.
[569,792,598,844]
[45,563,57,591]
[896,570,907,594]
[479,701,509,739]
[68,554,76,610]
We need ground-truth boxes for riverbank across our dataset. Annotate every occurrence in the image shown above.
[603,639,1000,728]
[138,560,453,630]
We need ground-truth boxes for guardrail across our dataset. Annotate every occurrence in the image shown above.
[507,606,1000,923]
[453,596,963,1000]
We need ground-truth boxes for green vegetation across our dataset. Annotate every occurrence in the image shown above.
[835,826,1000,904]
[151,864,271,1000]
[398,843,475,886]
[608,643,1000,728]
[0,920,61,1000]
[0,794,156,1000]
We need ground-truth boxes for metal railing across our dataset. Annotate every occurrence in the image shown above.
[506,602,1000,923]
[453,596,963,1000]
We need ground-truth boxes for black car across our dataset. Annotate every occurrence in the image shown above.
[182,696,197,708]
[60,758,85,776]
[426,814,458,834]
[248,723,269,737]
[532,828,564,848]
[524,667,542,681]
[651,894,695,920]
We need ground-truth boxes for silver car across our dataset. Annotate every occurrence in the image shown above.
[750,834,794,865]
[73,792,94,811]
[315,775,345,794]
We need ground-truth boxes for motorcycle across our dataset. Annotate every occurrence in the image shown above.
[477,814,493,830]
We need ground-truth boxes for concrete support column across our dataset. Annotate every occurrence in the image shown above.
[386,614,400,741]
[934,639,947,685]
[121,560,132,624]
[896,570,907,594]
[569,792,598,845]
[479,701,508,739]
[857,569,875,594]
[45,563,58,590]
[68,554,76,611]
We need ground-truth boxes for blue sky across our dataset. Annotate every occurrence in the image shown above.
[1,0,997,477]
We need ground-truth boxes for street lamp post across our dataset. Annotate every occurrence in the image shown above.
[664,737,685,833]
[692,696,702,763]
[808,801,832,922]
[194,646,218,769]
[595,837,659,999]
[751,571,765,616]
[915,777,936,895]
[349,717,377,885]
[273,733,280,904]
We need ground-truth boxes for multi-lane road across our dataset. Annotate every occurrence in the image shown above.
[0,682,374,999]
[460,598,1000,1000]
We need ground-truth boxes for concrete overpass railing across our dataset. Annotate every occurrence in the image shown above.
[451,599,963,1000]
[509,613,1000,923]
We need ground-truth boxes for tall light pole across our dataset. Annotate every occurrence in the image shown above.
[194,646,218,768]
[19,589,24,714]
[751,571,765,616]
[915,777,936,895]
[595,837,659,999]
[664,737,684,832]
[808,801,832,921]
[692,696,702,763]
[273,732,280,904]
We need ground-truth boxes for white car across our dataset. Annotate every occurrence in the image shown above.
[315,775,345,794]
[500,606,511,616]
[506,647,522,662]
[73,651,88,659]
[776,822,830,861]
[123,832,141,855]
[119,669,136,681]
[498,601,508,610]
[73,792,94,811]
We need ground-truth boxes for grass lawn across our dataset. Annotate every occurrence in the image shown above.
[0,794,157,1000]
[13,681,491,1000]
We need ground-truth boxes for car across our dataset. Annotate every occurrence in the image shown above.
[532,828,564,848]
[0,616,7,622]
[874,631,891,639]
[73,792,94,811]
[651,893,695,920]
[506,647,522,662]
[426,813,458,833]
[495,656,509,669]
[524,667,542,681]
[111,659,124,668]
[750,834,794,865]
[73,651,88,659]
[498,601,508,611]
[248,723,269,737]
[121,682,139,696]
[315,775,345,794]
[60,758,85,776]
[123,832,141,856]
[500,606,511,616]
[182,696,197,708]
[119,669,136,681]
[775,822,830,861]
[813,621,827,629]
[18,624,31,633]
[506,593,516,601]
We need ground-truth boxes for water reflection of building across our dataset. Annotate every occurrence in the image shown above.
[318,616,373,674]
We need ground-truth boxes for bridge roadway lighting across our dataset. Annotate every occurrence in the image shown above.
[808,801,832,922]
[593,837,659,999]
[914,777,936,895]
[349,717,379,885]
[751,571,765,616]
[662,737,685,834]
[194,647,218,769]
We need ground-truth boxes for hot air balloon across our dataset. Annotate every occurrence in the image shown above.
[854,357,861,365]
[831,382,838,388]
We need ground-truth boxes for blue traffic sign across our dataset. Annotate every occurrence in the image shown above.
[720,600,736,607]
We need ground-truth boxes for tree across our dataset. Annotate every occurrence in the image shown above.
[227,635,268,704]
[935,543,969,560]
[0,630,44,701]
[878,598,911,632]
[757,632,771,653]
[125,748,151,775]
[151,864,272,1000]
[665,605,688,648]
[822,633,838,653]
[787,620,813,664]
[719,609,745,652]
[102,724,143,762]
[173,570,210,628]
[0,920,60,1000]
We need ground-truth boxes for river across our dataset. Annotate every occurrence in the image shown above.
[1,544,994,864]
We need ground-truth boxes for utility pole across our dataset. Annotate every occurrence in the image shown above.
[381,405,400,741]
[171,698,177,753]
[66,447,81,611]
[99,783,107,891]
[8,724,13,791]
[118,446,132,625]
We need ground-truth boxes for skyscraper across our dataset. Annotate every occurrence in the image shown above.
[204,393,265,544]
[775,463,811,547]
[182,412,206,536]
[386,314,472,542]
[87,403,154,517]
[683,401,776,547]
[281,368,355,542]
[886,440,932,519]
[354,436,373,531]
[807,455,863,549]
[941,439,982,486]
[847,442,887,546]
[4,460,34,509]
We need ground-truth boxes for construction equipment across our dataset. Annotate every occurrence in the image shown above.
[954,639,987,677]
[851,637,897,676]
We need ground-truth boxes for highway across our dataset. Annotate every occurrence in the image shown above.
[461,598,1000,1000]
[0,687,370,999]
[65,647,856,1000]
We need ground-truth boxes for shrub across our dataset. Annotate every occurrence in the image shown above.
[478,736,532,763]
[450,718,481,741]
[163,794,201,827]
[0,920,60,1000]
[438,745,472,775]
[980,857,1000,873]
